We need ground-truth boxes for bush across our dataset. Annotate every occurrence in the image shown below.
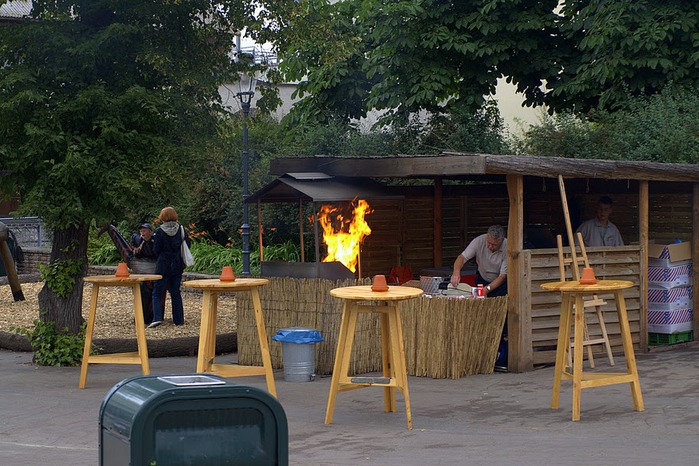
[516,87,699,163]
[14,319,87,367]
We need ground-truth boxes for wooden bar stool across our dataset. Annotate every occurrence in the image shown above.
[325,285,422,429]
[556,233,615,368]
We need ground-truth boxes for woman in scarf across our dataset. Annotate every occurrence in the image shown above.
[148,206,190,328]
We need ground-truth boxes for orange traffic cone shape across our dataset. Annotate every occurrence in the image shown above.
[371,274,389,292]
[220,266,236,282]
[115,262,130,278]
[579,267,597,285]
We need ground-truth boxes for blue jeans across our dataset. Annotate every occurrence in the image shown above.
[152,273,184,325]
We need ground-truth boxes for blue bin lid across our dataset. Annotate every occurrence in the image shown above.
[272,327,324,344]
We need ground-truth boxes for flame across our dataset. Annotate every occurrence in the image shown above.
[317,199,373,273]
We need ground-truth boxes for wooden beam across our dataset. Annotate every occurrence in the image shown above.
[506,175,531,372]
[694,183,699,338]
[433,177,442,267]
[270,154,699,182]
[638,181,648,350]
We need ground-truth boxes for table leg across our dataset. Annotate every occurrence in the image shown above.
[251,288,276,398]
[615,291,644,412]
[132,284,150,376]
[391,305,412,430]
[551,292,572,409]
[79,284,100,389]
[196,290,214,372]
[380,308,395,413]
[572,294,585,421]
[325,303,353,425]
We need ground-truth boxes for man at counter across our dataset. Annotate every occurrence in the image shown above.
[576,196,624,247]
[450,224,507,297]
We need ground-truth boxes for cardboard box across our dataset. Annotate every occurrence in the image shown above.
[648,308,693,334]
[648,241,692,267]
[648,286,692,310]
[648,263,692,288]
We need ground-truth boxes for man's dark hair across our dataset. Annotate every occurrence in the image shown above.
[599,196,613,206]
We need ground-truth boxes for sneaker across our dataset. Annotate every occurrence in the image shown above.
[147,321,162,329]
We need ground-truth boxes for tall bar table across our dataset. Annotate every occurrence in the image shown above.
[183,278,276,397]
[325,285,423,429]
[79,274,161,388]
[540,279,644,421]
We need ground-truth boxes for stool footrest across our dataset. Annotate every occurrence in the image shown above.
[351,377,391,384]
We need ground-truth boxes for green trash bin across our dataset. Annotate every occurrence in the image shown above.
[99,374,288,466]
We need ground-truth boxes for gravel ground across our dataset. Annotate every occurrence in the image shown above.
[0,279,237,339]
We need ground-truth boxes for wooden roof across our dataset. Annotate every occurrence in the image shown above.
[270,153,699,183]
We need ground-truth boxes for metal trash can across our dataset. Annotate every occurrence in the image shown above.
[99,374,288,466]
[272,327,324,382]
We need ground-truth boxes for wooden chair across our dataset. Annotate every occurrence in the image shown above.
[557,233,615,368]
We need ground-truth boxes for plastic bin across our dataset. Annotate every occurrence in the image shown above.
[272,327,324,382]
[99,374,288,466]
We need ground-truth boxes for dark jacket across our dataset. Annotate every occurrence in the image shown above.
[154,223,191,276]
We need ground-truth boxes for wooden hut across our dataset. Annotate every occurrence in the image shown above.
[267,153,699,372]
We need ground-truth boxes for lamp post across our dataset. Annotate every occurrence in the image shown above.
[234,75,257,277]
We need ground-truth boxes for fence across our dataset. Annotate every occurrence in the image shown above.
[0,217,51,248]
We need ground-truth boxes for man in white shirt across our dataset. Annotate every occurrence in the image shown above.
[576,196,624,247]
[450,224,507,297]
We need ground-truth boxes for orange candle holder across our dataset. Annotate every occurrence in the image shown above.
[115,262,130,278]
[220,266,236,282]
[371,274,389,292]
[579,267,597,285]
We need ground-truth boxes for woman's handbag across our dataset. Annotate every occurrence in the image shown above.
[180,226,195,267]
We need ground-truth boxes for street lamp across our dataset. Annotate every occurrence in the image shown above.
[234,74,257,276]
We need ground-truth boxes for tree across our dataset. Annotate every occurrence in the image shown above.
[270,1,699,122]
[0,0,256,333]
[268,0,563,125]
[551,1,699,113]
[515,87,699,164]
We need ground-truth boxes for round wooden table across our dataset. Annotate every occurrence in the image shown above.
[325,285,423,429]
[182,278,276,397]
[79,274,161,388]
[540,280,644,421]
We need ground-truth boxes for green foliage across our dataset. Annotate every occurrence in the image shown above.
[13,319,88,367]
[87,221,127,266]
[39,258,84,298]
[273,0,561,125]
[515,87,699,163]
[189,240,301,275]
[423,101,511,154]
[553,1,699,113]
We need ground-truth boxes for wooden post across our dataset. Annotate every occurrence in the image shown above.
[0,222,24,301]
[693,183,699,338]
[506,174,531,372]
[433,177,443,267]
[299,199,305,262]
[638,181,649,349]
[257,201,264,262]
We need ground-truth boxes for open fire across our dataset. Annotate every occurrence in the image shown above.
[316,199,373,273]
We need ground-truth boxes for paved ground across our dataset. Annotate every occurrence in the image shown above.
[2,345,699,465]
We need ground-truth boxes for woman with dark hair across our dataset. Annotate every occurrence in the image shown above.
[148,206,190,328]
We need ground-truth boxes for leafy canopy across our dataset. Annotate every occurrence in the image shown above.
[0,0,258,228]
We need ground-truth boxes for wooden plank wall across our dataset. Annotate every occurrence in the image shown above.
[359,181,692,279]
[529,245,642,365]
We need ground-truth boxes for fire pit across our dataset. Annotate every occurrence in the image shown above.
[261,261,355,280]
